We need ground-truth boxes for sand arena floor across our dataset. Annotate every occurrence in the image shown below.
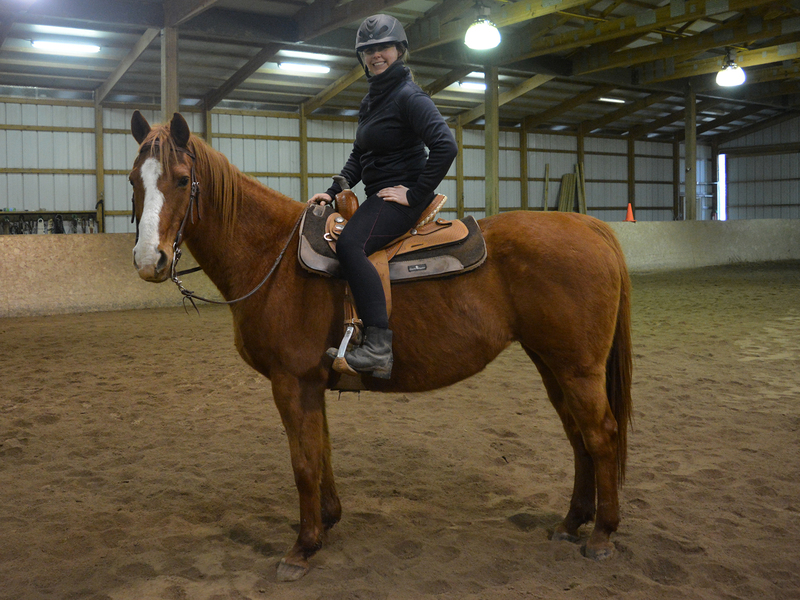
[1,261,799,600]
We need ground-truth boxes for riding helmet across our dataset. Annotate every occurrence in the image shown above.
[355,14,408,54]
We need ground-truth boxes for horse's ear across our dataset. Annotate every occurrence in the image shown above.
[170,112,191,149]
[131,110,151,144]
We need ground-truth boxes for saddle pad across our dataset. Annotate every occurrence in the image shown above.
[298,204,487,282]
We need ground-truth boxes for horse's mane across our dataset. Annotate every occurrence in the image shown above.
[143,125,253,234]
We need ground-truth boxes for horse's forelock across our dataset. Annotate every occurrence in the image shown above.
[135,127,241,233]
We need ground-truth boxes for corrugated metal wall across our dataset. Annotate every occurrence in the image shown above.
[720,115,800,220]
[0,101,97,227]
[4,97,796,236]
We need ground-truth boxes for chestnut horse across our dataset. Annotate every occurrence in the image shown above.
[129,112,632,581]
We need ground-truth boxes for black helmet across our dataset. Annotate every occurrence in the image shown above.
[355,14,408,53]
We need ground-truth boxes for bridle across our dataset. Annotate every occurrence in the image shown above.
[131,139,303,311]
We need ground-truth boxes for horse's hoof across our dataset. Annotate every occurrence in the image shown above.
[584,542,615,561]
[551,527,580,543]
[276,557,309,582]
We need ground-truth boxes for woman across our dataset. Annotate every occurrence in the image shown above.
[308,14,458,379]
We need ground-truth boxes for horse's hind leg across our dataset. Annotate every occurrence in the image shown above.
[526,351,597,540]
[558,368,621,559]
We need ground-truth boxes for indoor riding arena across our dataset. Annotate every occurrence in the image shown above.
[1,2,800,599]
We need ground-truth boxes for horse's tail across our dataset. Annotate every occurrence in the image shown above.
[604,229,633,484]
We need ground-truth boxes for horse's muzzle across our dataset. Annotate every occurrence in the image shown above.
[134,248,171,282]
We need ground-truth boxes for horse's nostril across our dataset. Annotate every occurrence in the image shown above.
[157,250,169,272]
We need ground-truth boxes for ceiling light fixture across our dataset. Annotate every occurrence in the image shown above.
[464,6,501,50]
[278,62,330,74]
[280,50,331,62]
[716,49,745,87]
[31,40,100,54]
[599,97,626,104]
[459,81,487,91]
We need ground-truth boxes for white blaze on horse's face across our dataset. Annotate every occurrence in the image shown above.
[132,157,169,281]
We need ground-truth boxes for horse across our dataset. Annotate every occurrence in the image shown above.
[128,111,633,582]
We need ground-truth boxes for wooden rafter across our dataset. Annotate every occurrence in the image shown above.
[96,28,160,104]
[407,0,595,52]
[524,84,615,130]
[713,109,800,145]
[423,67,473,97]
[627,98,722,139]
[581,92,674,133]
[574,14,796,76]
[164,0,220,28]
[302,65,364,114]
[455,74,554,126]
[202,0,410,110]
[639,40,800,84]
[676,105,764,140]
[503,0,775,64]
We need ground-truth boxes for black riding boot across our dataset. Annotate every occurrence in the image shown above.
[340,326,393,379]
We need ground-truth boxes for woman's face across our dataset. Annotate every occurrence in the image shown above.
[362,43,400,76]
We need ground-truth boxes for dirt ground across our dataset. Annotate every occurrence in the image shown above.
[1,261,799,600]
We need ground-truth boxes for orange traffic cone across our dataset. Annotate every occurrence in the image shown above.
[624,203,636,222]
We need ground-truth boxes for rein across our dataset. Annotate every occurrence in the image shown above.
[133,138,303,311]
[169,211,303,310]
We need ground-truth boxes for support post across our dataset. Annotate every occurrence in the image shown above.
[627,136,635,218]
[161,27,179,120]
[673,139,681,219]
[519,127,528,210]
[684,84,697,220]
[94,99,105,232]
[455,123,464,219]
[300,104,309,202]
[484,65,500,217]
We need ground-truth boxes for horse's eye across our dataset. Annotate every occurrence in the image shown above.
[178,176,190,187]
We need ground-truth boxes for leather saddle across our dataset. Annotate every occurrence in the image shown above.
[298,191,487,288]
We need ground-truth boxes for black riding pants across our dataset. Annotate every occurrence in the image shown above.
[336,192,430,329]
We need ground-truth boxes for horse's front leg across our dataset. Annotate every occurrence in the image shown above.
[270,372,338,581]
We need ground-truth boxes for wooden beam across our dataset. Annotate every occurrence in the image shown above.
[302,65,364,114]
[575,15,796,76]
[639,40,800,84]
[202,43,281,110]
[712,110,800,146]
[627,137,635,214]
[627,98,721,139]
[524,84,614,130]
[485,66,500,217]
[684,85,697,221]
[161,27,179,120]
[507,0,775,63]
[407,0,594,52]
[455,74,553,126]
[94,102,105,232]
[295,0,410,42]
[675,105,764,141]
[164,0,220,28]
[96,28,159,104]
[424,67,472,97]
[581,92,673,133]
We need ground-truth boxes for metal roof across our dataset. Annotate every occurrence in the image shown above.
[1,0,798,141]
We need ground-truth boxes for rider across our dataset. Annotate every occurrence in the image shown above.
[308,14,458,379]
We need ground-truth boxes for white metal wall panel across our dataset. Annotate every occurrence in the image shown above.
[585,137,626,154]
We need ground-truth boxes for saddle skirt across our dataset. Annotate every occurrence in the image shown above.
[297,203,487,282]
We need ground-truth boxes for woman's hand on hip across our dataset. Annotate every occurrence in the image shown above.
[307,193,331,206]
[378,185,410,206]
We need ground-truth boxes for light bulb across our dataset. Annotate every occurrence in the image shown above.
[464,19,501,50]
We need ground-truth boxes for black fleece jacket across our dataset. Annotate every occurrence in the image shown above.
[325,61,457,208]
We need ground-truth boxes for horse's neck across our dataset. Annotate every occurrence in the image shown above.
[185,173,300,301]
